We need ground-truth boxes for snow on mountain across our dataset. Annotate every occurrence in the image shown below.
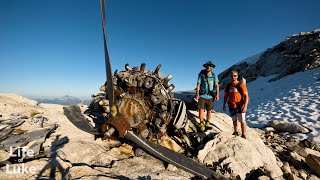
[214,67,320,142]
[218,29,320,89]
[236,51,264,65]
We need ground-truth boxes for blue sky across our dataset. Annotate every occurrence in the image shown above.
[1,0,319,99]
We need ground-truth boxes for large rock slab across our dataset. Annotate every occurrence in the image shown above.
[69,166,110,179]
[306,154,320,177]
[110,155,193,179]
[57,139,131,166]
[267,120,309,134]
[0,93,39,116]
[193,112,283,179]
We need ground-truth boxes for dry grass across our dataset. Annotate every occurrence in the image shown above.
[30,111,41,117]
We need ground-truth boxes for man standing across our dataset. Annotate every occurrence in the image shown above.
[196,61,219,132]
[223,70,249,139]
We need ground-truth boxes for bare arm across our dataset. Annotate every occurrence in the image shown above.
[215,82,219,101]
[196,83,200,99]
[242,91,249,113]
[223,91,228,111]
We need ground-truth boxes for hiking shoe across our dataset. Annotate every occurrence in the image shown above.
[198,122,206,132]
[205,121,212,128]
[232,132,239,136]
[241,135,247,139]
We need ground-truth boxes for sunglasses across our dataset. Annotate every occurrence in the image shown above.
[231,75,238,77]
[205,65,212,68]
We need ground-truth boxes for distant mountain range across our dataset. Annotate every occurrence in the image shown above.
[34,95,91,106]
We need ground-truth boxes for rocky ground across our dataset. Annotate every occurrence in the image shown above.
[0,93,319,179]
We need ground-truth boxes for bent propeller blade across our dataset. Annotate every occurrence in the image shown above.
[63,106,101,135]
[100,0,115,106]
[124,131,220,179]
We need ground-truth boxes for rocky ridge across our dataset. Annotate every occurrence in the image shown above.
[218,29,320,89]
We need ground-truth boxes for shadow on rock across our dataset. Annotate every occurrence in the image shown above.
[36,135,69,180]
[137,175,151,180]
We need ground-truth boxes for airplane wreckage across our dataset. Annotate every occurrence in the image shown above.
[63,1,220,179]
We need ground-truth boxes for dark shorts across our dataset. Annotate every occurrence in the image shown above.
[198,97,214,111]
[229,107,243,117]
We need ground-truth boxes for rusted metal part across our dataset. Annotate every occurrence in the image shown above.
[114,86,124,98]
[154,64,161,75]
[140,63,146,72]
[125,63,131,71]
[105,113,130,138]
[103,126,115,139]
[118,97,150,126]
[137,121,148,138]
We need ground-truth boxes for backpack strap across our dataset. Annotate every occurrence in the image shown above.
[199,69,206,76]
[211,72,216,85]
[225,83,231,93]
[236,83,243,94]
[199,70,215,95]
[236,83,246,104]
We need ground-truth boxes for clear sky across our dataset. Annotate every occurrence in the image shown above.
[1,0,319,99]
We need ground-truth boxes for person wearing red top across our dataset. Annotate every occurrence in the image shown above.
[223,70,249,139]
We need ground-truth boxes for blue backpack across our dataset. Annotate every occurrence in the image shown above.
[198,70,216,96]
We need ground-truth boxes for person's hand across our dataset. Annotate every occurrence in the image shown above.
[242,106,247,113]
[215,95,219,101]
[223,105,226,111]
[196,94,199,100]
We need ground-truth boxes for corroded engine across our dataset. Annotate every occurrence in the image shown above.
[86,63,189,140]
